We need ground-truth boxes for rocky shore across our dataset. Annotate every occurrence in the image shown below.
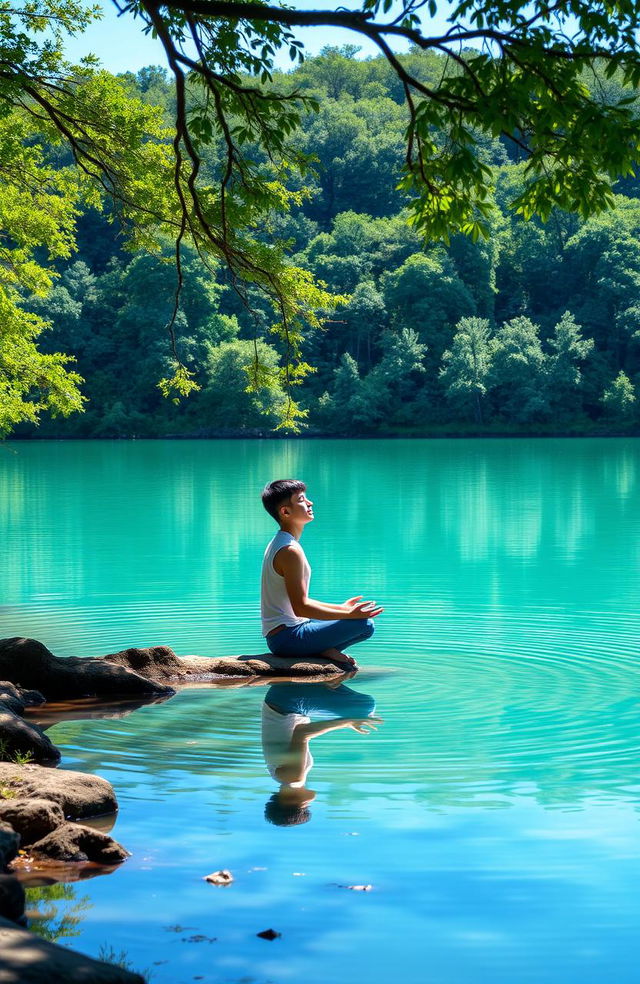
[0,764,141,982]
[0,635,346,981]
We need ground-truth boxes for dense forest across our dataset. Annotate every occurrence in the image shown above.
[17,47,640,437]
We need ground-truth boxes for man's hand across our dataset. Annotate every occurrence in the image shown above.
[344,599,384,619]
[344,717,383,734]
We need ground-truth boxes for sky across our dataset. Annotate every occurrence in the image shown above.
[61,1,457,75]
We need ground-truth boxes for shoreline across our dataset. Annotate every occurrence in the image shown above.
[6,428,640,441]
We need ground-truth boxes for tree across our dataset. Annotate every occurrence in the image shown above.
[602,371,636,420]
[490,316,548,423]
[8,1,640,434]
[343,281,388,368]
[546,312,594,419]
[133,0,640,241]
[368,327,427,426]
[318,328,427,431]
[195,339,288,429]
[561,203,640,370]
[0,2,335,432]
[382,251,475,368]
[440,317,494,423]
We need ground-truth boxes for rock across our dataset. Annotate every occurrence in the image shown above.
[204,869,233,885]
[0,873,25,922]
[0,799,65,845]
[0,764,117,820]
[0,822,19,868]
[0,638,176,700]
[28,822,129,864]
[0,914,146,982]
[0,707,61,765]
[0,683,45,715]
[104,645,352,682]
[238,654,347,677]
[256,928,281,940]
[0,638,347,699]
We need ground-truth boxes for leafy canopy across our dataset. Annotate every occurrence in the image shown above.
[6,0,640,432]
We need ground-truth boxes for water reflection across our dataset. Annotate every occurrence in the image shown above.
[261,681,381,825]
[25,883,91,943]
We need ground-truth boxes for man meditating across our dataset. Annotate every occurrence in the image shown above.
[260,479,382,668]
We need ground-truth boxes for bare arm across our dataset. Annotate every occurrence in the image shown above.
[274,717,382,783]
[277,545,383,621]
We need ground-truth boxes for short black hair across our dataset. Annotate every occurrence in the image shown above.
[264,793,311,826]
[261,479,306,523]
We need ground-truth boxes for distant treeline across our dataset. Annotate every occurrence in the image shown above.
[18,49,640,437]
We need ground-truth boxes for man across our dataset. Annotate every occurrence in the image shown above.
[260,479,383,668]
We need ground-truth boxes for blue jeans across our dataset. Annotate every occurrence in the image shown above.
[266,618,375,657]
[265,682,376,718]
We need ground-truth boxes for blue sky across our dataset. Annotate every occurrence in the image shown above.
[62,1,457,74]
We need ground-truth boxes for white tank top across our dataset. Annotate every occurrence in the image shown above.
[261,702,314,786]
[261,530,311,636]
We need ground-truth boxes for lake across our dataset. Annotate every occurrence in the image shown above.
[1,438,639,983]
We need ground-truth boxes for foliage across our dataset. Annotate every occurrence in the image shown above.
[440,317,494,423]
[130,0,640,240]
[490,316,549,423]
[547,312,594,417]
[602,370,636,419]
[26,883,92,944]
[8,33,640,437]
[7,2,640,434]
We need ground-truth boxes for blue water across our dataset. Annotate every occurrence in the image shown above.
[1,438,639,983]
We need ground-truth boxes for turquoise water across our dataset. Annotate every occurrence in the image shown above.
[1,438,639,983]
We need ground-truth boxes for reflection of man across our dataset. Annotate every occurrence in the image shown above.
[261,682,381,826]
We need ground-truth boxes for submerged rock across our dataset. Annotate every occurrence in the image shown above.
[28,822,129,864]
[0,638,176,700]
[0,914,146,982]
[0,764,117,820]
[0,799,65,845]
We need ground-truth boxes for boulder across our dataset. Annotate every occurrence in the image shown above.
[0,707,60,765]
[0,765,117,820]
[0,799,65,845]
[0,873,25,922]
[0,638,176,700]
[0,822,19,868]
[104,645,351,682]
[0,915,145,982]
[0,683,45,715]
[28,823,129,864]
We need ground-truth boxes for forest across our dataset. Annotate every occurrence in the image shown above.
[16,47,640,438]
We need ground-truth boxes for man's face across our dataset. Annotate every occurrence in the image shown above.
[281,489,314,524]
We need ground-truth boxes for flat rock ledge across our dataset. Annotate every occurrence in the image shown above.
[104,644,350,683]
[0,637,346,710]
[0,915,145,983]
